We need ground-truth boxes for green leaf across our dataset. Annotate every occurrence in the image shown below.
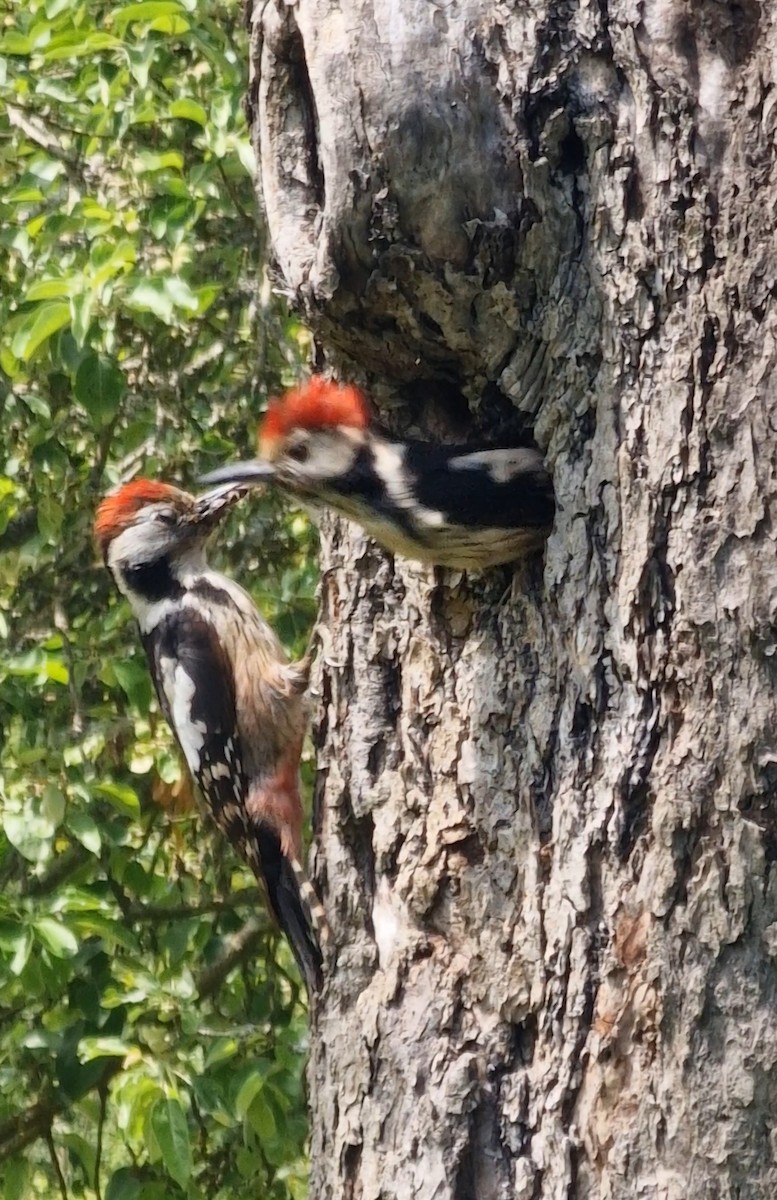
[21,393,51,419]
[11,302,71,360]
[62,1132,97,1184]
[41,31,123,60]
[10,931,32,976]
[204,1037,239,1068]
[93,782,141,818]
[105,1168,142,1200]
[46,659,69,684]
[0,32,33,54]
[78,1036,131,1062]
[2,1158,30,1200]
[236,138,256,175]
[74,354,126,426]
[128,748,155,774]
[133,150,184,173]
[193,283,220,314]
[235,1068,265,1118]
[41,782,65,827]
[23,280,73,302]
[70,290,94,347]
[68,911,140,951]
[34,917,79,957]
[37,495,64,541]
[67,811,102,855]
[114,1,186,27]
[164,276,198,312]
[169,98,207,126]
[113,658,153,710]
[0,924,33,973]
[7,186,45,203]
[28,158,64,184]
[124,280,174,323]
[211,94,232,131]
[247,1094,277,1141]
[150,1097,192,1190]
[3,812,52,862]
[149,14,189,32]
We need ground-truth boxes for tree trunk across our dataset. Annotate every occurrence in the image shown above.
[247,0,777,1196]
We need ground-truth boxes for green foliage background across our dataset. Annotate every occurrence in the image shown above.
[0,1,318,1196]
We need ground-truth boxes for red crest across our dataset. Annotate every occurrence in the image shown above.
[95,479,180,552]
[260,377,369,453]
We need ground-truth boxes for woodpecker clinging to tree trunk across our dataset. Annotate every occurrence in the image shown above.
[95,479,326,995]
[200,377,555,570]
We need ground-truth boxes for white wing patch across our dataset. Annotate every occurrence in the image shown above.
[367,439,446,532]
[159,656,207,774]
[449,447,541,484]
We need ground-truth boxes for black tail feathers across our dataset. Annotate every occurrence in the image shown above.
[248,824,328,996]
[273,856,325,995]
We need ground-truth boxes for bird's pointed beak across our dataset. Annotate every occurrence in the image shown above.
[198,460,277,489]
[192,481,253,526]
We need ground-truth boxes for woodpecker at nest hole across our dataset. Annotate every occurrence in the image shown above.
[200,377,555,571]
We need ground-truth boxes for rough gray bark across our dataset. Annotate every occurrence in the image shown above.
[247,0,777,1196]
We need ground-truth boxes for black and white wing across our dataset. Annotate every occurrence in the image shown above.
[143,606,248,850]
[142,606,324,993]
[407,442,556,531]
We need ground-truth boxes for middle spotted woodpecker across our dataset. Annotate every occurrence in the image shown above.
[95,479,327,994]
[200,377,555,570]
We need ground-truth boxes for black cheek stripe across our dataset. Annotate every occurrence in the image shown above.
[122,556,184,602]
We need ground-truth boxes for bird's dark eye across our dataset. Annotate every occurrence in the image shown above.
[156,509,178,526]
[287,442,310,464]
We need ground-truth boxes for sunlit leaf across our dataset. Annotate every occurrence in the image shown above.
[67,811,102,855]
[41,31,123,59]
[34,917,79,957]
[133,150,184,173]
[164,275,198,312]
[114,0,187,26]
[21,393,51,419]
[149,14,190,32]
[0,33,33,55]
[25,278,74,301]
[93,781,141,818]
[124,279,174,323]
[3,811,53,862]
[78,1035,132,1061]
[169,98,207,126]
[10,301,70,360]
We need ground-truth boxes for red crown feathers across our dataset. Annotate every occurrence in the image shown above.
[260,377,369,453]
[95,479,180,551]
